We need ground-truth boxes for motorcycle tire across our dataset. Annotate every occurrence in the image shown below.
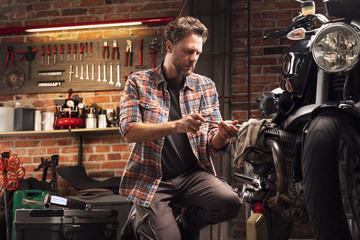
[303,110,360,240]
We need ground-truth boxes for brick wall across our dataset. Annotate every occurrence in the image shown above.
[0,0,329,239]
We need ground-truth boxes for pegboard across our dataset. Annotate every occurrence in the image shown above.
[0,36,163,95]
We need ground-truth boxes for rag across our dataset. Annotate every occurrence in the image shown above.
[233,118,274,167]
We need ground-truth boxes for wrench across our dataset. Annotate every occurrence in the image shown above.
[97,64,101,82]
[80,65,84,80]
[109,63,114,85]
[116,63,121,87]
[69,65,73,82]
[75,65,79,78]
[103,63,107,83]
[91,64,95,81]
[86,64,89,80]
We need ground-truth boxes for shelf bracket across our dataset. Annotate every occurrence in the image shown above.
[67,128,83,166]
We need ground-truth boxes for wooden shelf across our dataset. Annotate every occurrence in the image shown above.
[0,127,120,137]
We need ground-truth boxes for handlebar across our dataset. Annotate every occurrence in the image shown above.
[264,14,327,40]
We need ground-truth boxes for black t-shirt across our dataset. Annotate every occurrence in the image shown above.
[161,78,199,180]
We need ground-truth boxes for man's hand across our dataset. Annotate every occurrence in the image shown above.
[217,120,239,139]
[212,120,239,150]
[176,113,206,134]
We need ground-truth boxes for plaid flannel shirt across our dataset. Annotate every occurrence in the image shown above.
[119,65,229,207]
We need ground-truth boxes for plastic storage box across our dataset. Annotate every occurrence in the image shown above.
[14,108,35,131]
[14,195,132,240]
[12,190,51,240]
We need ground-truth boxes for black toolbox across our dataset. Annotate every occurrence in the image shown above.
[14,195,132,240]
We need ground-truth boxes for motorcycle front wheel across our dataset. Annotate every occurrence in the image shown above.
[302,110,360,240]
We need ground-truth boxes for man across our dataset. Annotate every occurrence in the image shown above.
[119,16,241,240]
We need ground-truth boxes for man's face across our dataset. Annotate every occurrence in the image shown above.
[167,33,203,78]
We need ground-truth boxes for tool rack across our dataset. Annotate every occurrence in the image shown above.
[0,36,163,95]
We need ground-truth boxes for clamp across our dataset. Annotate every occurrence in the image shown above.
[125,40,133,66]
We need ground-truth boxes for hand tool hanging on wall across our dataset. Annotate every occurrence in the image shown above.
[86,64,89,80]
[103,41,109,59]
[3,67,25,90]
[109,63,114,85]
[112,40,119,60]
[41,45,46,66]
[75,65,79,78]
[91,64,95,80]
[47,45,51,66]
[85,42,88,58]
[116,63,121,88]
[80,65,84,80]
[5,46,15,68]
[90,42,93,57]
[80,43,84,61]
[53,45,58,65]
[97,64,101,82]
[125,40,133,66]
[149,38,161,68]
[67,44,71,62]
[73,43,77,62]
[17,46,37,81]
[60,44,64,63]
[136,38,146,69]
[103,63,107,82]
[69,65,73,82]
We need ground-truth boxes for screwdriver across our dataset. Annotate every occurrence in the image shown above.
[60,44,64,62]
[206,120,243,129]
[41,45,45,66]
[47,45,51,66]
[67,44,71,62]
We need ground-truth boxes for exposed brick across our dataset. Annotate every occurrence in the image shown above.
[102,161,125,169]
[61,8,88,16]
[96,145,110,152]
[36,10,60,18]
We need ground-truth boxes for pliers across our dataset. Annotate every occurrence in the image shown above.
[112,40,119,60]
[125,40,133,66]
[103,41,109,59]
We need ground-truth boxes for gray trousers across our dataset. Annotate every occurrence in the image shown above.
[134,169,241,240]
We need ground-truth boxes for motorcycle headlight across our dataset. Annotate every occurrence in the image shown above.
[312,23,360,73]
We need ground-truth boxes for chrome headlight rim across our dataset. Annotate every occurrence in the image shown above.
[311,22,360,73]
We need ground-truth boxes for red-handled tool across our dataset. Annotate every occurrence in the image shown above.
[5,46,15,68]
[112,40,119,60]
[53,45,58,65]
[41,45,46,66]
[60,44,64,62]
[73,43,77,62]
[47,45,52,66]
[149,38,161,69]
[125,40,133,66]
[85,42,88,58]
[16,46,37,81]
[67,44,71,62]
[135,38,146,69]
[103,41,109,59]
[79,43,84,61]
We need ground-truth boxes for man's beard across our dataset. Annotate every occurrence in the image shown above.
[175,61,195,77]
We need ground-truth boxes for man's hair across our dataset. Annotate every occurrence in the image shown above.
[162,16,208,53]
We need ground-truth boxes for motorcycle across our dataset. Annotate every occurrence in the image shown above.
[235,0,360,239]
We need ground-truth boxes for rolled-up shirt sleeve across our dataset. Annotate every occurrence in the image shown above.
[119,77,142,137]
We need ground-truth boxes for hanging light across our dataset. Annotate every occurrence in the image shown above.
[0,17,174,35]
